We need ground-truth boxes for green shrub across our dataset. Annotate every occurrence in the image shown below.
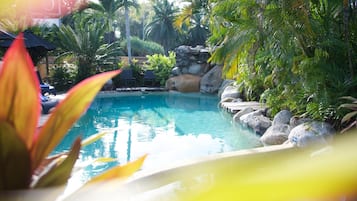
[145,52,176,86]
[50,65,76,91]
[121,37,164,56]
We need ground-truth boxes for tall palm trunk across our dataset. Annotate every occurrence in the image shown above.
[343,0,354,78]
[124,1,132,65]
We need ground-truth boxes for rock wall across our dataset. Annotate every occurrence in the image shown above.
[166,45,223,94]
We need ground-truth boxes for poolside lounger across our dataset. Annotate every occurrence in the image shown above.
[36,70,56,95]
[41,94,58,114]
[143,70,156,86]
[119,69,136,87]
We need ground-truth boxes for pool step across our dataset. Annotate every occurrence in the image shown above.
[220,101,267,113]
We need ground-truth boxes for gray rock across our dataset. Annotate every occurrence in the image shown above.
[200,65,223,94]
[221,85,241,100]
[171,67,181,76]
[218,80,235,98]
[240,110,272,135]
[273,110,292,125]
[260,124,291,145]
[288,121,335,147]
[233,107,254,123]
[249,115,272,135]
[289,116,312,128]
[240,110,264,124]
[188,63,203,75]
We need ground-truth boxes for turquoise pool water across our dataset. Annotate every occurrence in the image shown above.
[53,92,261,188]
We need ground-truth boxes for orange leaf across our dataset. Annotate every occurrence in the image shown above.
[31,70,121,171]
[88,154,147,183]
[0,33,40,148]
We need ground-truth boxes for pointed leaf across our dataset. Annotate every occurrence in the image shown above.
[340,96,357,102]
[0,33,40,148]
[31,70,121,171]
[33,138,81,188]
[341,111,357,123]
[0,121,31,190]
[81,132,107,147]
[339,103,357,109]
[88,154,147,184]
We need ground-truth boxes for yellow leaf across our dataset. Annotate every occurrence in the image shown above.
[81,132,107,147]
[31,70,121,171]
[0,33,40,148]
[88,154,147,184]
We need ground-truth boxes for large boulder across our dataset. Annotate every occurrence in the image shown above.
[273,110,292,125]
[289,116,312,128]
[218,80,235,98]
[288,121,335,147]
[165,74,201,92]
[260,124,291,145]
[220,85,242,100]
[200,65,223,94]
[233,107,254,123]
[240,110,272,135]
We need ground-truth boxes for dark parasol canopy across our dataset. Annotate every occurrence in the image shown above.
[0,30,56,74]
[0,30,16,40]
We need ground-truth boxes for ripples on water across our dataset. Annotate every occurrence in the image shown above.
[53,92,261,191]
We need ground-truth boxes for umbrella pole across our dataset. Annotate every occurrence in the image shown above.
[45,52,49,76]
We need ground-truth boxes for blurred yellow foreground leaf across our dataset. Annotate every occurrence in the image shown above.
[66,131,357,201]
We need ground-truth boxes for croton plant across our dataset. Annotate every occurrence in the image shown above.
[0,0,146,193]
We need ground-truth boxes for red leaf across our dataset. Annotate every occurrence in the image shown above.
[0,33,40,148]
[31,70,120,171]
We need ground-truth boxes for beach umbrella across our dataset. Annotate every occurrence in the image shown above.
[0,30,16,40]
[0,30,56,74]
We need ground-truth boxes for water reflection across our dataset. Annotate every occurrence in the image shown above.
[53,93,261,187]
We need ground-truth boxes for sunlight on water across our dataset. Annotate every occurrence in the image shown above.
[53,92,261,193]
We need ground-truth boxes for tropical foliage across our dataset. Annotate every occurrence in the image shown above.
[0,0,146,195]
[52,15,122,83]
[0,33,146,193]
[208,0,357,128]
[145,0,181,53]
[174,0,210,46]
[145,51,176,85]
[120,36,164,56]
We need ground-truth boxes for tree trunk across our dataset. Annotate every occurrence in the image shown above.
[344,0,354,78]
[124,1,132,65]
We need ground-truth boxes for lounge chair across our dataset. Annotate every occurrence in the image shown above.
[143,70,156,86]
[119,69,136,87]
[36,70,56,95]
[41,94,58,114]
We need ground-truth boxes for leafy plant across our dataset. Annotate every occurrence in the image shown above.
[121,36,165,56]
[145,51,176,86]
[50,65,75,92]
[339,96,357,133]
[0,31,146,194]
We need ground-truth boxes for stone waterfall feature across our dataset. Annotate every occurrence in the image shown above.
[165,45,223,93]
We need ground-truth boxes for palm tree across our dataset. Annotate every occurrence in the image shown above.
[145,0,180,53]
[89,0,138,63]
[174,0,210,46]
[53,16,121,83]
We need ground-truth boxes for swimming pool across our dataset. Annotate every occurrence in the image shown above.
[53,92,261,188]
